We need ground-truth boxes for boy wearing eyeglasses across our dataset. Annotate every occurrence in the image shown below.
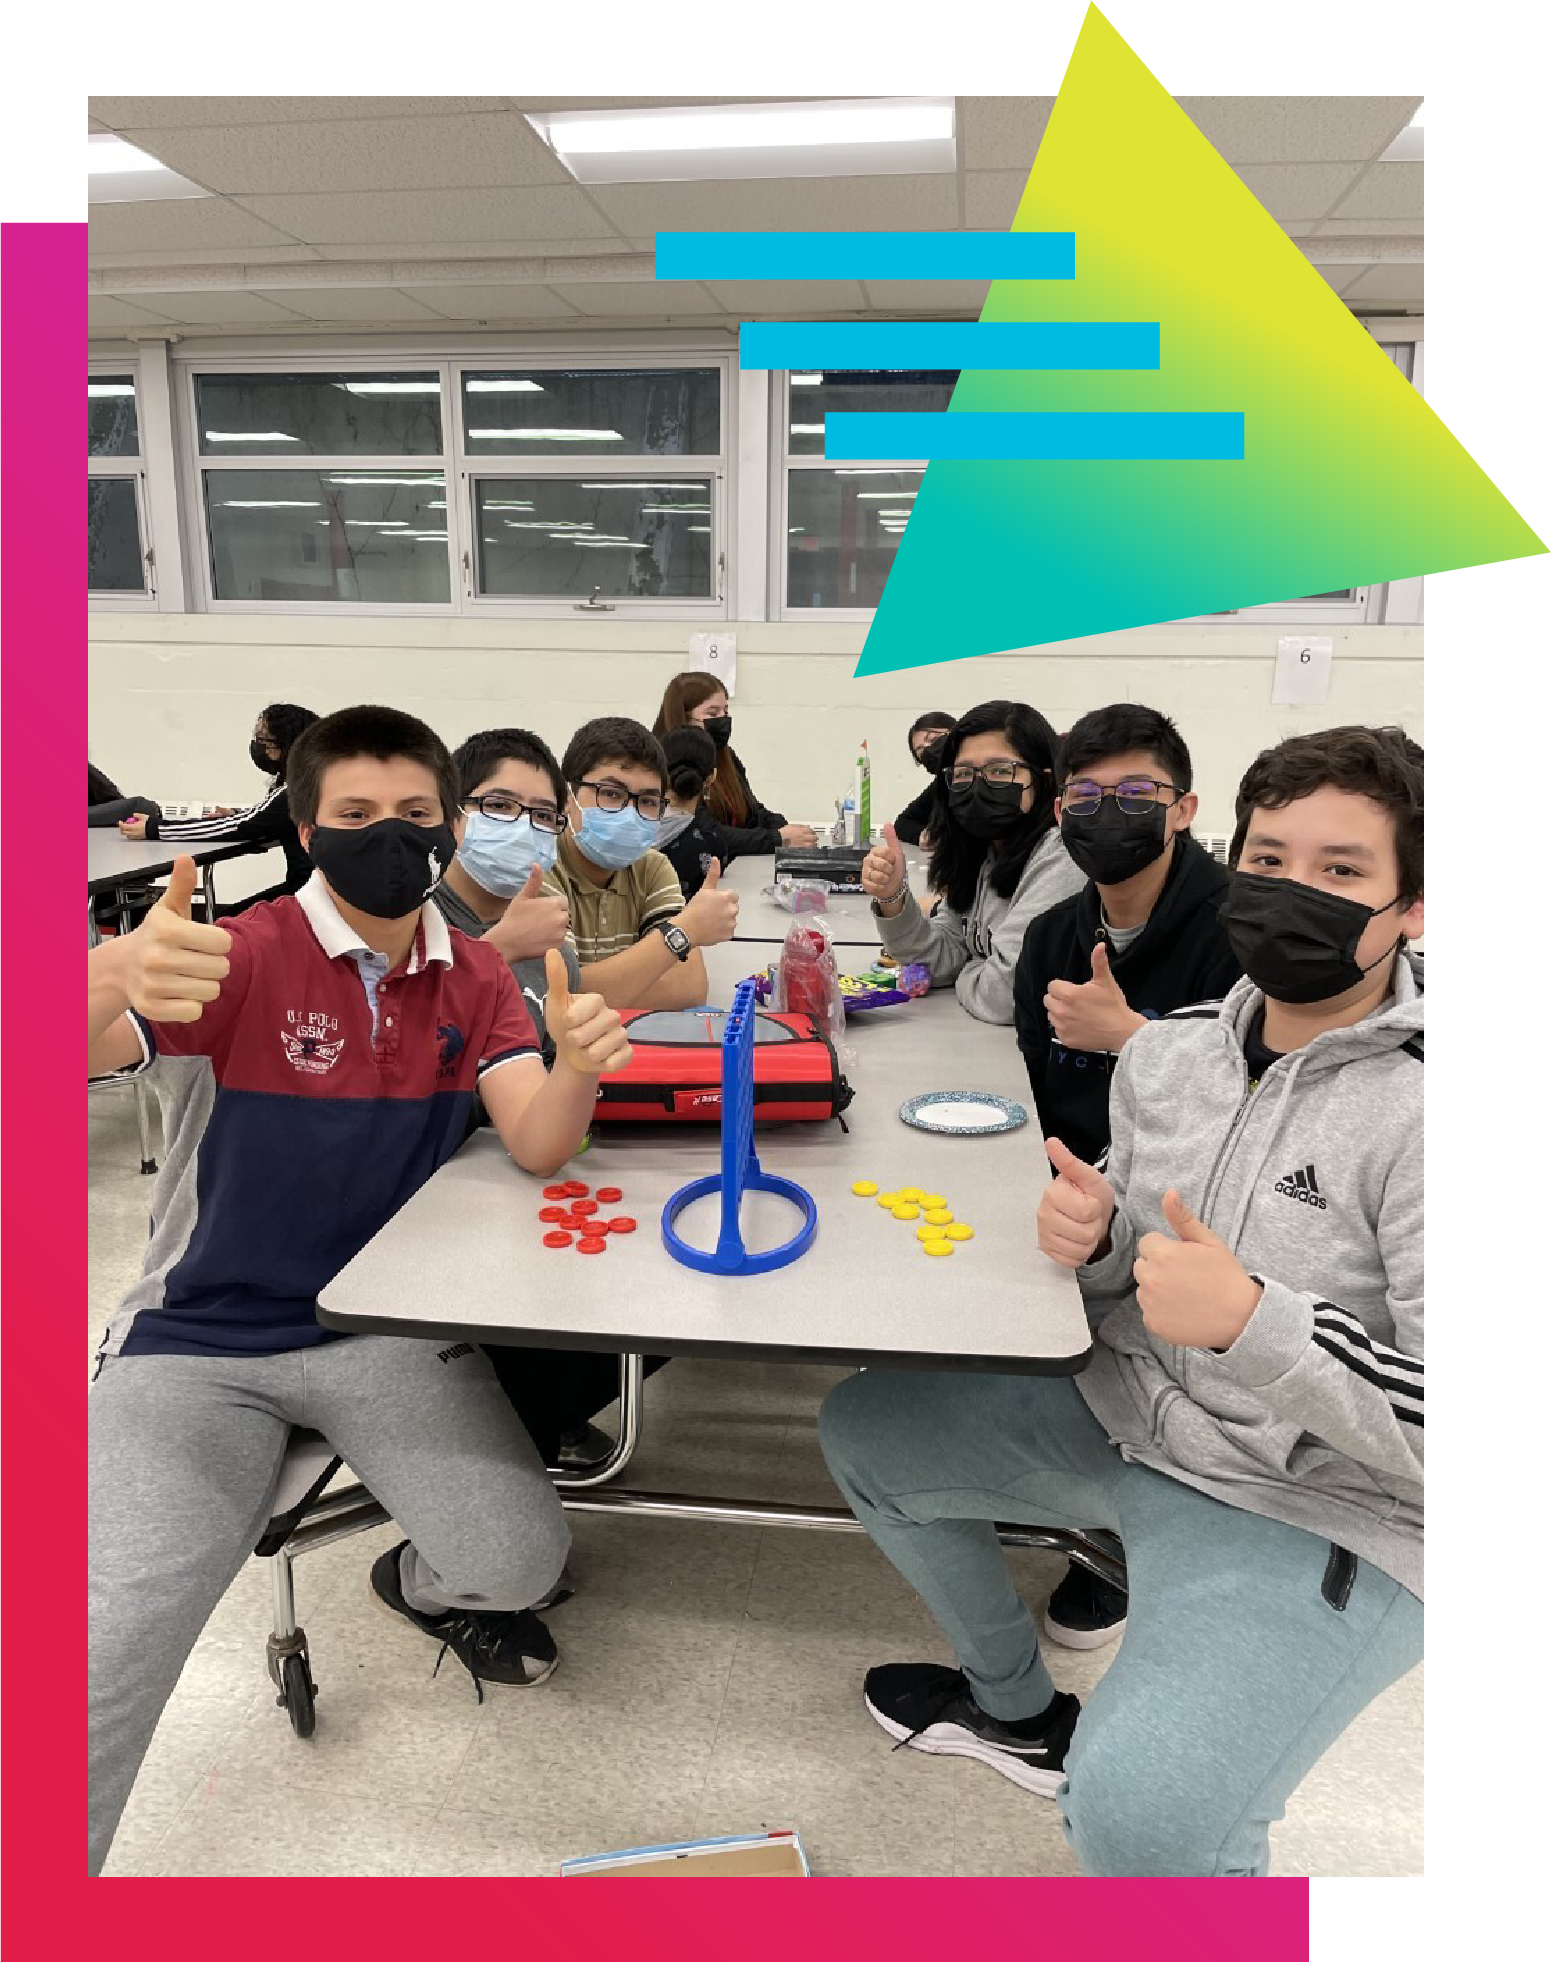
[1010,703,1242,1648]
[542,716,740,1012]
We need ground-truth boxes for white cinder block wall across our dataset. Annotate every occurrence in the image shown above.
[89,614,1421,900]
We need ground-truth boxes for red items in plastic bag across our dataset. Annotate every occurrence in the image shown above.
[772,919,846,1049]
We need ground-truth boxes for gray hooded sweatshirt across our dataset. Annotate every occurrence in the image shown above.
[1075,952,1423,1599]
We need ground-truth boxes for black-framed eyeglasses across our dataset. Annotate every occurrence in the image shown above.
[1061,777,1180,817]
[578,778,667,821]
[945,761,1035,789]
[462,792,567,834]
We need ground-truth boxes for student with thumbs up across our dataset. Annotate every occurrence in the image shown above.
[820,726,1425,1875]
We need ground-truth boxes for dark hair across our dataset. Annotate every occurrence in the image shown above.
[908,711,957,758]
[661,725,718,803]
[285,705,459,829]
[451,726,565,809]
[260,702,319,778]
[1230,724,1424,905]
[563,715,668,793]
[1058,703,1193,793]
[652,671,745,823]
[928,699,1062,912]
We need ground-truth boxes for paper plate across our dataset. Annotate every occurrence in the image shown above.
[899,1091,1029,1137]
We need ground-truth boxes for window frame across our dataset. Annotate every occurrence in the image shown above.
[88,358,157,611]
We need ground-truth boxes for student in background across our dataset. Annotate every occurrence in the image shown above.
[652,672,817,850]
[86,705,633,1875]
[543,715,738,1011]
[114,703,320,912]
[1012,702,1242,1651]
[821,725,1423,1876]
[860,700,1085,1025]
[894,711,957,847]
[657,725,756,898]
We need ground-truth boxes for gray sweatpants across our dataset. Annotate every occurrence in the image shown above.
[88,1336,569,1876]
[819,1367,1422,1877]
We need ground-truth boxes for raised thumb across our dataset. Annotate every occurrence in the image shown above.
[1045,1136,1097,1189]
[544,947,571,1014]
[519,862,546,900]
[703,857,721,888]
[1091,939,1113,983]
[160,856,198,920]
[883,821,900,853]
[1162,1188,1215,1243]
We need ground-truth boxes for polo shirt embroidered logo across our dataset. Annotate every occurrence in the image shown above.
[281,1008,345,1075]
[437,1021,467,1079]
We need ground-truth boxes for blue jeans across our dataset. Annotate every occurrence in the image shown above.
[819,1367,1422,1876]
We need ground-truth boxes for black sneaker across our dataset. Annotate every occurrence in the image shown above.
[1043,1562,1129,1650]
[370,1540,559,1699]
[862,1662,1080,1796]
[555,1423,616,1472]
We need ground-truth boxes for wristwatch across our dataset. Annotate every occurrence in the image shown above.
[655,920,693,962]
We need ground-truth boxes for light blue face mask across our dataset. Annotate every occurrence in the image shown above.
[655,808,697,849]
[456,811,560,898]
[577,803,661,870]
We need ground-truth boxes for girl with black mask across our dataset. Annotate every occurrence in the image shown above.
[894,711,957,847]
[861,700,1086,1025]
[114,702,320,914]
[656,725,753,898]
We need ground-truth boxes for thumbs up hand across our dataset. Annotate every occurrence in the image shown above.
[861,821,907,910]
[1133,1187,1263,1348]
[1044,938,1148,1054]
[121,855,233,1024]
[491,863,570,962]
[544,947,632,1076]
[1036,1137,1117,1268]
[679,859,739,947]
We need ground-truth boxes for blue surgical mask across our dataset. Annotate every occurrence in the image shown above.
[456,811,559,898]
[577,804,661,870]
[656,808,697,848]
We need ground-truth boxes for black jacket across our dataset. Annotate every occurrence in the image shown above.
[144,780,312,901]
[894,781,936,845]
[663,803,775,896]
[1013,833,1242,1165]
[709,747,786,837]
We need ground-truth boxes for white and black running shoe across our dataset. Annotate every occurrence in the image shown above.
[862,1662,1080,1796]
[370,1540,559,1700]
[1043,1564,1129,1650]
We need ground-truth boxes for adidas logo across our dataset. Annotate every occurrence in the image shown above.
[1273,1164,1328,1211]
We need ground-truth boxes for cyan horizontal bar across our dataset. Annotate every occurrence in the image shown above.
[741,321,1158,371]
[655,231,1074,281]
[824,411,1245,461]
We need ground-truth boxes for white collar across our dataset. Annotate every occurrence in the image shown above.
[296,872,454,972]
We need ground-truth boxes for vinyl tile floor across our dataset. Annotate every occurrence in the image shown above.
[89,1089,1422,1878]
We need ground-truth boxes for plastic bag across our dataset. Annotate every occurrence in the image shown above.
[761,875,830,914]
[771,917,847,1050]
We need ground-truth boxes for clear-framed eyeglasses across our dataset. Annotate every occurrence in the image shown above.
[1060,777,1180,817]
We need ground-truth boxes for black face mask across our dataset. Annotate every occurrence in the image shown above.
[702,715,733,750]
[1219,872,1405,1005]
[917,737,948,773]
[308,818,456,920]
[250,739,279,774]
[1060,800,1169,885]
[948,778,1026,840]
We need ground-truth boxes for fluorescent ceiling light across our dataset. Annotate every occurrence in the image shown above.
[579,481,698,490]
[876,510,912,518]
[325,475,445,486]
[88,132,211,204]
[481,501,535,510]
[790,425,826,436]
[528,97,955,184]
[206,431,301,443]
[220,500,323,509]
[505,519,594,530]
[856,489,919,499]
[401,531,449,539]
[834,469,919,476]
[468,428,623,441]
[335,381,439,396]
[639,503,710,513]
[344,520,409,528]
[788,527,805,534]
[571,539,652,549]
[688,525,711,534]
[791,375,824,386]
[555,532,630,541]
[465,379,545,393]
[87,382,135,398]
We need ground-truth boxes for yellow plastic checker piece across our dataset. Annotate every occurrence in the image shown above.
[923,1207,954,1226]
[915,1223,948,1242]
[896,1187,925,1202]
[945,1222,974,1242]
[852,1180,880,1197]
[921,1238,954,1257]
[892,1203,921,1220]
[877,1192,901,1209]
[920,1193,947,1210]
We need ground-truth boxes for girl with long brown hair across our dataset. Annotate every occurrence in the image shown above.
[651,672,816,851]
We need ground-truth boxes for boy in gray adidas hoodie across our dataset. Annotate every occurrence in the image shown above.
[820,725,1423,1876]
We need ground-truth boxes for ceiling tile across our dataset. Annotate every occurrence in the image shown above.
[1310,264,1368,297]
[957,98,1054,171]
[313,238,638,263]
[1231,161,1366,221]
[92,245,325,271]
[1316,216,1424,239]
[88,116,110,133]
[246,285,447,321]
[548,280,725,316]
[89,97,511,128]
[859,278,989,312]
[89,294,178,330]
[1340,263,1425,304]
[1328,162,1424,223]
[585,173,959,236]
[107,288,310,324]
[119,111,571,196]
[703,280,868,314]
[1176,97,1420,165]
[509,96,817,111]
[963,171,1027,230]
[229,187,621,247]
[87,199,305,253]
[397,282,583,320]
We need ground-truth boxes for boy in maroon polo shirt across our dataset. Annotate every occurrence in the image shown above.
[85,706,631,1877]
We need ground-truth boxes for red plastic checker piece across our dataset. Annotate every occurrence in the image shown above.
[606,1216,637,1234]
[562,1180,589,1198]
[543,1185,570,1200]
[543,1230,574,1249]
[596,1187,623,1204]
[539,1206,567,1223]
[577,1236,608,1254]
[570,1198,599,1216]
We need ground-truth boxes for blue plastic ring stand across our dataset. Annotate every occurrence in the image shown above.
[661,1169,818,1276]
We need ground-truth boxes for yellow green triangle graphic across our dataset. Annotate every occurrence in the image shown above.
[855,4,1545,677]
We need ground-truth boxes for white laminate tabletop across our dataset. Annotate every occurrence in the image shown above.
[319,939,1088,1375]
[721,847,931,947]
[87,831,274,894]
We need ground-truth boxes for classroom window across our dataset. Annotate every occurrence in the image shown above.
[204,470,450,604]
[460,368,719,456]
[782,371,954,613]
[89,373,140,457]
[88,477,145,593]
[88,371,151,599]
[194,371,443,455]
[473,476,714,600]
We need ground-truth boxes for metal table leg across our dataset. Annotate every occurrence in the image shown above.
[549,1352,645,1490]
